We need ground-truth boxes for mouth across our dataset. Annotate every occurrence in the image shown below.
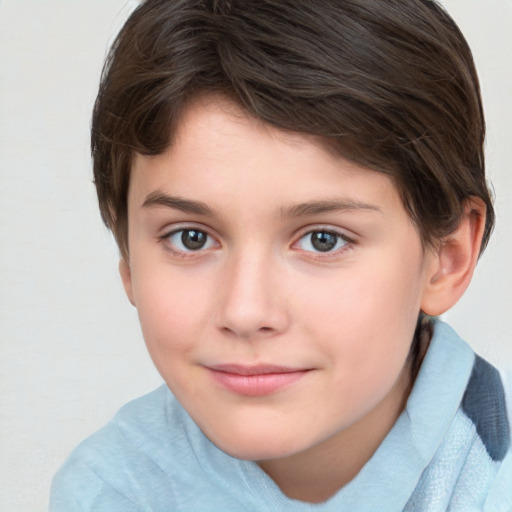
[204,364,312,396]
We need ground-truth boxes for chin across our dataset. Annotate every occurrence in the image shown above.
[204,425,309,461]
[221,444,296,462]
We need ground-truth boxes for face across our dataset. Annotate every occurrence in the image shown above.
[122,96,437,463]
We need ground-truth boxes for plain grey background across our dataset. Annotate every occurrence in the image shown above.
[0,1,511,510]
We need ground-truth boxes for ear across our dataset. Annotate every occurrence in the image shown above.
[119,258,136,306]
[420,197,486,316]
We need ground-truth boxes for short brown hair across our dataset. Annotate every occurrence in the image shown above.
[92,0,494,260]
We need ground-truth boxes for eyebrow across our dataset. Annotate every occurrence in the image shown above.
[141,191,381,218]
[141,191,215,216]
[280,199,382,218]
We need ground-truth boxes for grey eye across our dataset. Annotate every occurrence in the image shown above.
[181,229,207,250]
[167,229,215,252]
[310,232,338,252]
[297,230,348,253]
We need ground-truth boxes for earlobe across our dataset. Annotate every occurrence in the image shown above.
[119,258,136,306]
[421,197,486,316]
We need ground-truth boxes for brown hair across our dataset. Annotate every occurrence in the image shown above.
[92,0,494,261]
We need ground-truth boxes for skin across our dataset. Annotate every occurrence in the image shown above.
[120,96,484,503]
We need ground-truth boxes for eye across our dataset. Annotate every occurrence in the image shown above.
[165,228,216,253]
[295,230,349,253]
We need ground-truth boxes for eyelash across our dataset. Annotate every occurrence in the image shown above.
[293,228,355,259]
[159,226,355,259]
[159,226,218,258]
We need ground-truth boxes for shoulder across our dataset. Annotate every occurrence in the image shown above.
[449,331,512,510]
[436,321,512,468]
[50,385,187,511]
[407,321,512,510]
[501,368,512,429]
[461,355,511,462]
[481,368,512,512]
[426,321,512,455]
[61,384,177,467]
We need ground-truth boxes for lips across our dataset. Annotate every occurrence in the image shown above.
[205,364,311,396]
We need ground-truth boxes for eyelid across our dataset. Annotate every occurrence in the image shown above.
[293,224,355,242]
[159,220,220,241]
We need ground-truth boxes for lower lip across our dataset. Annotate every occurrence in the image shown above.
[207,369,309,396]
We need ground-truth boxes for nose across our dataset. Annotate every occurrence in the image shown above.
[215,251,290,340]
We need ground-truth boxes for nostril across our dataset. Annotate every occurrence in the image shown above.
[220,324,275,338]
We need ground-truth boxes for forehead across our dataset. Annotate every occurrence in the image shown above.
[129,95,404,219]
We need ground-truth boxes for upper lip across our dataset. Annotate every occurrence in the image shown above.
[205,364,309,376]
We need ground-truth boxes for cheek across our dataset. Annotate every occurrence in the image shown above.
[300,267,418,336]
[131,265,214,357]
[298,258,424,379]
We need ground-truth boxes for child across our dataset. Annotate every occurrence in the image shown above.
[50,0,511,510]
